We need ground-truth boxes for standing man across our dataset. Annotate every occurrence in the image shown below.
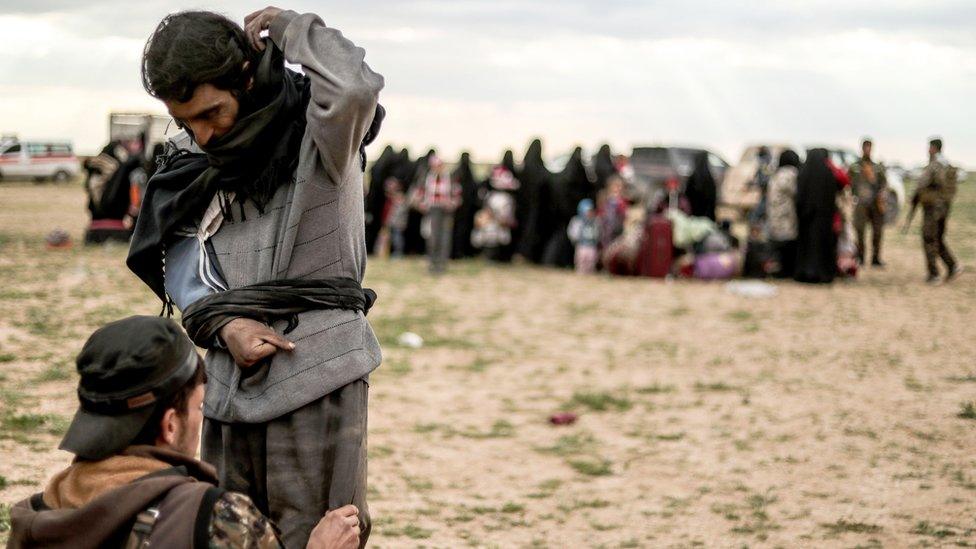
[848,138,888,267]
[911,137,960,284]
[129,7,384,548]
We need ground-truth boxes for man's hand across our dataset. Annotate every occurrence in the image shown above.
[306,505,360,549]
[219,317,294,368]
[244,6,284,51]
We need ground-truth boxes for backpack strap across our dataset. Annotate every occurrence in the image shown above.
[193,486,226,549]
[29,492,50,511]
[124,504,161,549]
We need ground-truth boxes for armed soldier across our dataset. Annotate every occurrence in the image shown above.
[7,316,361,548]
[848,138,888,267]
[907,137,961,284]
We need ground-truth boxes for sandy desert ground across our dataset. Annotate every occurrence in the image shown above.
[1,178,974,548]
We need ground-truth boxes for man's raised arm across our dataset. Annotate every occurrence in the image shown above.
[248,7,384,183]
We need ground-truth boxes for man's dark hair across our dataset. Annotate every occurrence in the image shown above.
[131,357,207,445]
[142,11,254,102]
[930,138,943,152]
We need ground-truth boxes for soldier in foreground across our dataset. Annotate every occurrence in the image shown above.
[848,138,888,267]
[909,137,960,284]
[7,316,359,549]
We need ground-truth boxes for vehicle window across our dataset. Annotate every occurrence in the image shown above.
[671,150,696,176]
[2,144,21,155]
[631,148,670,165]
[707,153,728,169]
[29,145,44,156]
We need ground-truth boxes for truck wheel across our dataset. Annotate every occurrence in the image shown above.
[53,170,70,183]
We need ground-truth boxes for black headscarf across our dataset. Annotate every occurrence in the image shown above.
[451,152,480,259]
[542,147,591,267]
[365,145,396,252]
[778,149,801,170]
[684,151,717,221]
[593,144,616,189]
[517,139,552,262]
[393,148,414,185]
[795,148,837,220]
[553,147,591,219]
[793,148,839,284]
[501,150,516,174]
[403,148,436,255]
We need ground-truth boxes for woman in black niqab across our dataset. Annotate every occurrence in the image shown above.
[593,144,617,190]
[365,145,396,253]
[793,148,839,284]
[403,148,436,255]
[684,151,717,221]
[543,147,592,267]
[451,152,480,259]
[517,139,553,263]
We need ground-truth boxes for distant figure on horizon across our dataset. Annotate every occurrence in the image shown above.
[848,137,888,267]
[684,150,718,221]
[412,154,461,274]
[911,137,960,284]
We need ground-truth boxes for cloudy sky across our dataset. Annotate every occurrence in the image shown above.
[1,0,974,167]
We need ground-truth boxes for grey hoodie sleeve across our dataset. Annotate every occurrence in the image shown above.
[269,10,384,183]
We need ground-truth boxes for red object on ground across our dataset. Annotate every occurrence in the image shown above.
[549,412,578,426]
[638,214,673,278]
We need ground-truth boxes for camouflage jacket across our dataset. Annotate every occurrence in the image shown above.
[848,157,887,205]
[209,491,283,548]
[915,156,955,206]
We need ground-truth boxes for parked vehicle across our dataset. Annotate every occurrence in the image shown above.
[630,146,729,205]
[0,138,80,182]
[109,112,175,161]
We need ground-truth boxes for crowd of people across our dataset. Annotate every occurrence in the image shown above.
[363,137,962,285]
[363,141,634,273]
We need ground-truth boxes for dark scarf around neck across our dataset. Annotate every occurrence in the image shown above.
[127,44,384,303]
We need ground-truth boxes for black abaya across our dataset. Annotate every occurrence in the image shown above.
[794,148,839,284]
[593,144,617,190]
[543,147,593,268]
[684,151,717,221]
[517,139,553,263]
[364,145,396,253]
[404,149,436,255]
[451,152,480,259]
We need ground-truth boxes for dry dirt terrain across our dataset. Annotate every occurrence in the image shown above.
[1,178,974,548]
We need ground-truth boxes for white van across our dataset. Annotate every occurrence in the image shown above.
[0,139,81,182]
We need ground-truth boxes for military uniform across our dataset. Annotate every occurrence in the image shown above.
[848,156,888,264]
[914,155,957,278]
[210,491,283,548]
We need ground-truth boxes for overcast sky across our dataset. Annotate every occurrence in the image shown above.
[1,0,974,167]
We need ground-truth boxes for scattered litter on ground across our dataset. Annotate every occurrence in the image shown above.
[397,332,424,348]
[549,412,578,426]
[725,280,778,299]
[45,229,71,249]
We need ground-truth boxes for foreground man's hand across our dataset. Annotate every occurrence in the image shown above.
[307,505,360,549]
[244,6,284,51]
[219,317,294,368]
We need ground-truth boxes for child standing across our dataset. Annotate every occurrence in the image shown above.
[568,198,601,274]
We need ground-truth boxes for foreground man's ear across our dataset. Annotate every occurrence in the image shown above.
[157,408,179,447]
